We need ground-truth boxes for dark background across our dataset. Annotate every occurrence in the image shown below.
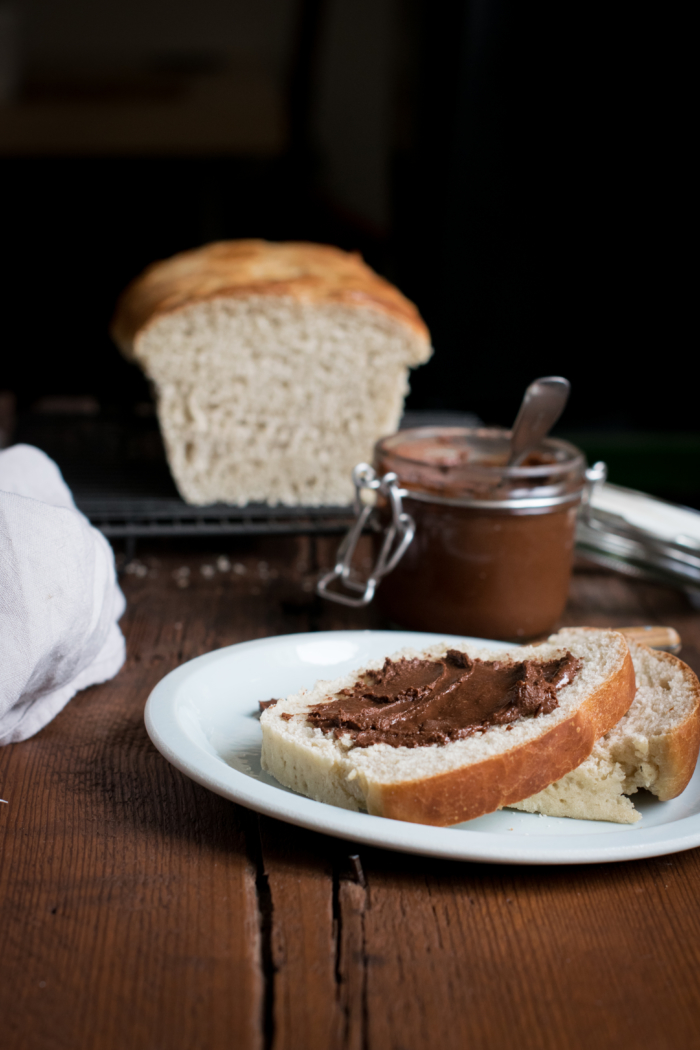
[1,0,696,502]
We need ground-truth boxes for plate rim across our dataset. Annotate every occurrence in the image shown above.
[144,629,700,866]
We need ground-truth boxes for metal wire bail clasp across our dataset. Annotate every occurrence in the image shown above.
[580,460,608,524]
[316,464,416,607]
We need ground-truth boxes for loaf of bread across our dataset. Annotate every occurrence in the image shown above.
[260,629,635,827]
[111,240,432,506]
[510,633,700,823]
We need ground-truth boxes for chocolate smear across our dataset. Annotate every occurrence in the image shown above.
[306,648,581,748]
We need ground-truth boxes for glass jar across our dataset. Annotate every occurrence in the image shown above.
[318,426,599,641]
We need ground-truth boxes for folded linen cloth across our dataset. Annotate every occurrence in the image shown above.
[0,444,126,744]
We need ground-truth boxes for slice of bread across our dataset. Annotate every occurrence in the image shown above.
[111,240,432,506]
[260,629,635,826]
[510,633,700,823]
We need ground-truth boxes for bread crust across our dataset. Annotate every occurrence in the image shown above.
[368,647,636,826]
[554,631,700,803]
[640,647,700,800]
[111,239,431,355]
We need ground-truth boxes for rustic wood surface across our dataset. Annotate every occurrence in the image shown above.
[2,536,700,1050]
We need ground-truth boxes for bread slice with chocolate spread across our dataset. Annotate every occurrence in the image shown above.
[260,629,635,826]
[510,633,700,824]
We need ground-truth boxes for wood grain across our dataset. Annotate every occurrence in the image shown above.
[0,560,265,1050]
[2,539,700,1050]
[358,850,700,1050]
[257,819,341,1050]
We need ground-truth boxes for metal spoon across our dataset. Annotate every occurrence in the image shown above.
[508,376,571,466]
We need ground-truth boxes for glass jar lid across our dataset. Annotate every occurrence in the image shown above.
[374,426,587,510]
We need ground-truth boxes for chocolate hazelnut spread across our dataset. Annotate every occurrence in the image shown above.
[371,427,588,640]
[376,500,578,639]
[306,648,581,748]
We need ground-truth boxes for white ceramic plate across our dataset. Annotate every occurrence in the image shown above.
[144,630,700,865]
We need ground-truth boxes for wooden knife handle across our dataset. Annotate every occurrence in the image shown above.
[617,626,682,654]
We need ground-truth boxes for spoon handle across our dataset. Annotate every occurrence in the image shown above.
[509,376,571,465]
[616,625,682,654]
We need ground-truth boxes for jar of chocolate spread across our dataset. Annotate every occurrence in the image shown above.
[318,427,603,641]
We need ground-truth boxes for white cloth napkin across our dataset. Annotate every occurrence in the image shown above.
[0,444,126,744]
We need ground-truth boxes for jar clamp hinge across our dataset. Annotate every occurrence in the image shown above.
[580,460,608,521]
[316,464,415,607]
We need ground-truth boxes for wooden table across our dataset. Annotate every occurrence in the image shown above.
[2,537,700,1050]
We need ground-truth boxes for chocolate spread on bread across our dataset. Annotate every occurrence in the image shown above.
[306,649,581,748]
[259,699,280,711]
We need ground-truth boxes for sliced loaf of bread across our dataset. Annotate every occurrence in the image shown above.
[260,629,635,826]
[111,240,432,506]
[510,633,700,823]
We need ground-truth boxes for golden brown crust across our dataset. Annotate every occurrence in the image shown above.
[643,648,700,801]
[368,647,636,826]
[111,239,430,355]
